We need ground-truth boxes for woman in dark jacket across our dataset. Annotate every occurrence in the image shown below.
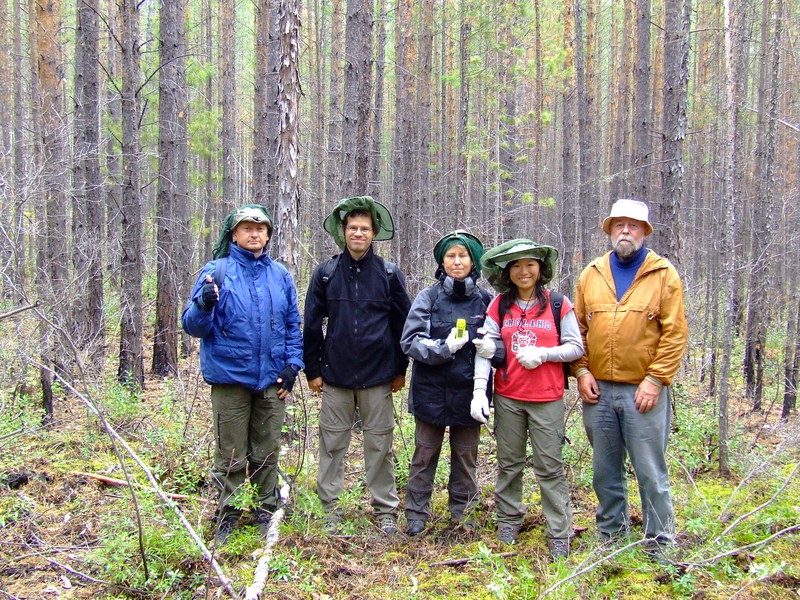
[399,230,495,536]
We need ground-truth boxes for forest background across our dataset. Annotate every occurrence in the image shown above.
[1,0,799,598]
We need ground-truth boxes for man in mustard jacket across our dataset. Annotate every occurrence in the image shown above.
[573,199,688,561]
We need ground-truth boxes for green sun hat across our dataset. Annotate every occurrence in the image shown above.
[212,204,273,258]
[433,230,485,276]
[481,238,559,291]
[323,196,395,250]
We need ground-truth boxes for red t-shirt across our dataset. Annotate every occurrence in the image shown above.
[487,291,572,402]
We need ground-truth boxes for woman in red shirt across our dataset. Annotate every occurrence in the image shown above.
[471,239,583,559]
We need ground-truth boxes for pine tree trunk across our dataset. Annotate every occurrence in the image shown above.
[659,0,690,266]
[274,0,301,272]
[73,0,105,363]
[153,0,188,376]
[340,0,372,196]
[117,0,144,389]
[744,0,782,411]
[632,0,651,202]
[220,0,238,210]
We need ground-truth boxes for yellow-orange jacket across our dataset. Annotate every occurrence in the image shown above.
[572,249,688,387]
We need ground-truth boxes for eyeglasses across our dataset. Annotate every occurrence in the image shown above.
[345,226,374,235]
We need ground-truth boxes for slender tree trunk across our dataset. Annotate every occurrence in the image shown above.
[560,0,577,294]
[117,0,144,389]
[744,0,782,411]
[455,1,469,227]
[325,0,344,212]
[610,0,632,201]
[632,0,651,203]
[253,0,271,207]
[12,0,27,299]
[273,0,301,272]
[264,0,282,217]
[393,0,415,266]
[340,0,372,197]
[415,0,433,252]
[220,0,238,210]
[659,0,690,266]
[718,0,747,477]
[369,0,388,200]
[73,0,104,362]
[104,0,123,283]
[574,0,588,267]
[153,0,188,376]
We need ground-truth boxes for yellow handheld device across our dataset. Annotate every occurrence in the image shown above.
[455,318,467,338]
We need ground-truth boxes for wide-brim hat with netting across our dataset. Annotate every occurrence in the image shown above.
[213,204,273,259]
[323,196,395,250]
[481,238,559,291]
[432,230,485,277]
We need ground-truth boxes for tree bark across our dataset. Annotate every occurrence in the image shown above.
[72,0,105,362]
[632,0,651,203]
[658,0,690,265]
[340,0,372,196]
[744,0,782,411]
[220,0,238,210]
[717,0,748,478]
[117,0,144,389]
[273,0,301,273]
[153,0,188,376]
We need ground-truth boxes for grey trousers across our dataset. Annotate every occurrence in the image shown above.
[582,381,674,542]
[493,393,573,540]
[404,417,480,522]
[210,384,286,520]
[317,383,398,517]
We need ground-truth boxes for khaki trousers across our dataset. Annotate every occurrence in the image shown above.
[317,383,398,517]
[210,384,286,520]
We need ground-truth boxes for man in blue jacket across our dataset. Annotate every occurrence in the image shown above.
[303,196,411,535]
[182,204,304,544]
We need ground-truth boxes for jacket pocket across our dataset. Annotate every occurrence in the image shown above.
[212,342,253,360]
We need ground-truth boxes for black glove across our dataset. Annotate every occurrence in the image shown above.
[277,365,298,393]
[199,280,218,311]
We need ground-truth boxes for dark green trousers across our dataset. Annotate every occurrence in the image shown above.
[210,384,286,520]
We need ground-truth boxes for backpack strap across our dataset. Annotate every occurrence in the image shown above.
[549,290,570,389]
[213,257,228,289]
[320,254,341,285]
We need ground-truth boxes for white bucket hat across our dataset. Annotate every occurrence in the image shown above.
[602,199,653,236]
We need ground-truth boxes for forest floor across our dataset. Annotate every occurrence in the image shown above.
[2,353,800,600]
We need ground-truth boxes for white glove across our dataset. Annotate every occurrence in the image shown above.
[517,346,548,370]
[445,327,469,354]
[472,336,496,359]
[470,390,490,424]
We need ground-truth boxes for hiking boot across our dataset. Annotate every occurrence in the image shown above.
[213,514,239,546]
[406,519,426,536]
[497,525,519,544]
[255,508,272,538]
[378,515,399,535]
[324,510,343,533]
[643,541,671,565]
[548,538,570,560]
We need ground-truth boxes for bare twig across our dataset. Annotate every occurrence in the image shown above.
[40,555,110,585]
[243,484,290,600]
[714,460,800,543]
[71,471,207,502]
[0,302,39,320]
[40,370,238,599]
[539,538,651,597]
[690,524,800,567]
[429,551,517,567]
